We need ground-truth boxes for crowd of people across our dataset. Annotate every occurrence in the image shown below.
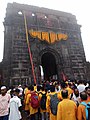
[0,79,90,120]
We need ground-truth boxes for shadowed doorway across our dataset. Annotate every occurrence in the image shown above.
[41,52,57,81]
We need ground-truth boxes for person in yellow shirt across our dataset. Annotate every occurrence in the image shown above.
[39,85,48,120]
[26,85,39,120]
[66,84,73,97]
[36,85,42,120]
[24,86,30,115]
[65,82,73,97]
[58,82,66,100]
[34,84,37,92]
[46,85,60,120]
[77,91,89,120]
[58,82,73,100]
[57,90,77,120]
[24,85,28,95]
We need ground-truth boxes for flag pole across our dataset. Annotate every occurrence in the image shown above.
[23,11,36,84]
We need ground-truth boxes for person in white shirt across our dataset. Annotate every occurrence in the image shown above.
[0,86,11,120]
[18,85,23,96]
[77,80,85,93]
[70,88,80,106]
[9,89,22,120]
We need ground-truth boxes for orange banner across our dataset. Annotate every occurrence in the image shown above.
[42,32,49,42]
[57,33,68,40]
[29,30,68,43]
[50,32,58,43]
[29,31,41,39]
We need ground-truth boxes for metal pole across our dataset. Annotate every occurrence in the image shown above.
[23,11,36,84]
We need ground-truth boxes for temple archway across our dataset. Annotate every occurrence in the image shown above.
[41,52,58,80]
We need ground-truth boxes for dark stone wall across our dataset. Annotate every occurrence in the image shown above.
[3,2,87,85]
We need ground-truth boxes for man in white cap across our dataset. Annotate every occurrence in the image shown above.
[0,86,11,120]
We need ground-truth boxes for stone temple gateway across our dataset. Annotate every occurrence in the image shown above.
[3,2,87,85]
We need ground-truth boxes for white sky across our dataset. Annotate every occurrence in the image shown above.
[0,0,90,62]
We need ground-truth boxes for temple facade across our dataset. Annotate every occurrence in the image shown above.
[3,2,87,85]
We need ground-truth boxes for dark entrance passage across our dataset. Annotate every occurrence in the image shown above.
[41,52,57,81]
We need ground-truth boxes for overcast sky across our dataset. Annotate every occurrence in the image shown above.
[0,0,90,62]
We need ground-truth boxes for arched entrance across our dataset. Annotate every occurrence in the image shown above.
[41,52,58,81]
